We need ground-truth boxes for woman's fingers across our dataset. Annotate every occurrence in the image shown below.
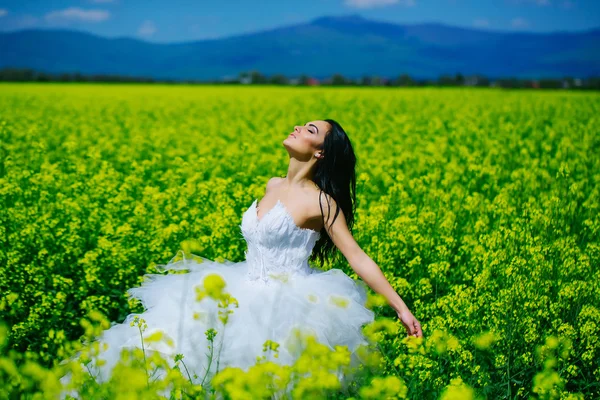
[414,320,423,337]
[408,319,422,337]
[398,311,423,338]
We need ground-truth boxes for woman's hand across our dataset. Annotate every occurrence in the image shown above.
[397,309,423,338]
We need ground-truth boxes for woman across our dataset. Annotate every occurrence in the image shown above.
[60,118,422,395]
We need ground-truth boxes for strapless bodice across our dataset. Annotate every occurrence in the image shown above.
[239,199,321,284]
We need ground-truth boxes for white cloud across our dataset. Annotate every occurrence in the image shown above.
[473,18,490,28]
[137,20,157,37]
[344,0,415,9]
[511,17,529,28]
[44,7,110,23]
[0,8,8,17]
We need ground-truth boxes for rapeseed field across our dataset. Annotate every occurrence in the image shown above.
[0,83,598,399]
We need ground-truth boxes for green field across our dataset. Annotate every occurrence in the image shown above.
[0,83,598,399]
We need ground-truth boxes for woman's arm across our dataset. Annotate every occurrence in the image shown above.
[320,194,423,337]
[348,250,409,313]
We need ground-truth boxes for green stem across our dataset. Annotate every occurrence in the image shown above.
[215,322,228,375]
[138,326,150,388]
[200,338,215,386]
[84,363,99,386]
[376,341,401,376]
[180,358,194,384]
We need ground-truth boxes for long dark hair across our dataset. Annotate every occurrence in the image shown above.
[309,119,358,267]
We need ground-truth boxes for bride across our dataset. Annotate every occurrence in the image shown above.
[60,118,423,394]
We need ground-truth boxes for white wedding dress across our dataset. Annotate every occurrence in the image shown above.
[60,198,376,395]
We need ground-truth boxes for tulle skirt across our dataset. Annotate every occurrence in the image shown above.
[59,253,377,397]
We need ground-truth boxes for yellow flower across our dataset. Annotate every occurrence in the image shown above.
[365,292,387,309]
[328,295,350,308]
[307,293,319,303]
[473,331,496,350]
[203,273,227,299]
[439,377,475,400]
[359,376,408,399]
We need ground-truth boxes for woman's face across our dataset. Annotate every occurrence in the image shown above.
[283,120,331,160]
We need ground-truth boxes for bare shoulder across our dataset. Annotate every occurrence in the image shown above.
[266,177,284,192]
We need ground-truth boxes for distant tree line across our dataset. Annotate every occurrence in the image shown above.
[1,67,598,90]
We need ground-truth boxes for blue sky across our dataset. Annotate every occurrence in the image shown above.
[0,0,598,43]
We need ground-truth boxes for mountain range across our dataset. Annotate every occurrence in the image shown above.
[1,14,598,81]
